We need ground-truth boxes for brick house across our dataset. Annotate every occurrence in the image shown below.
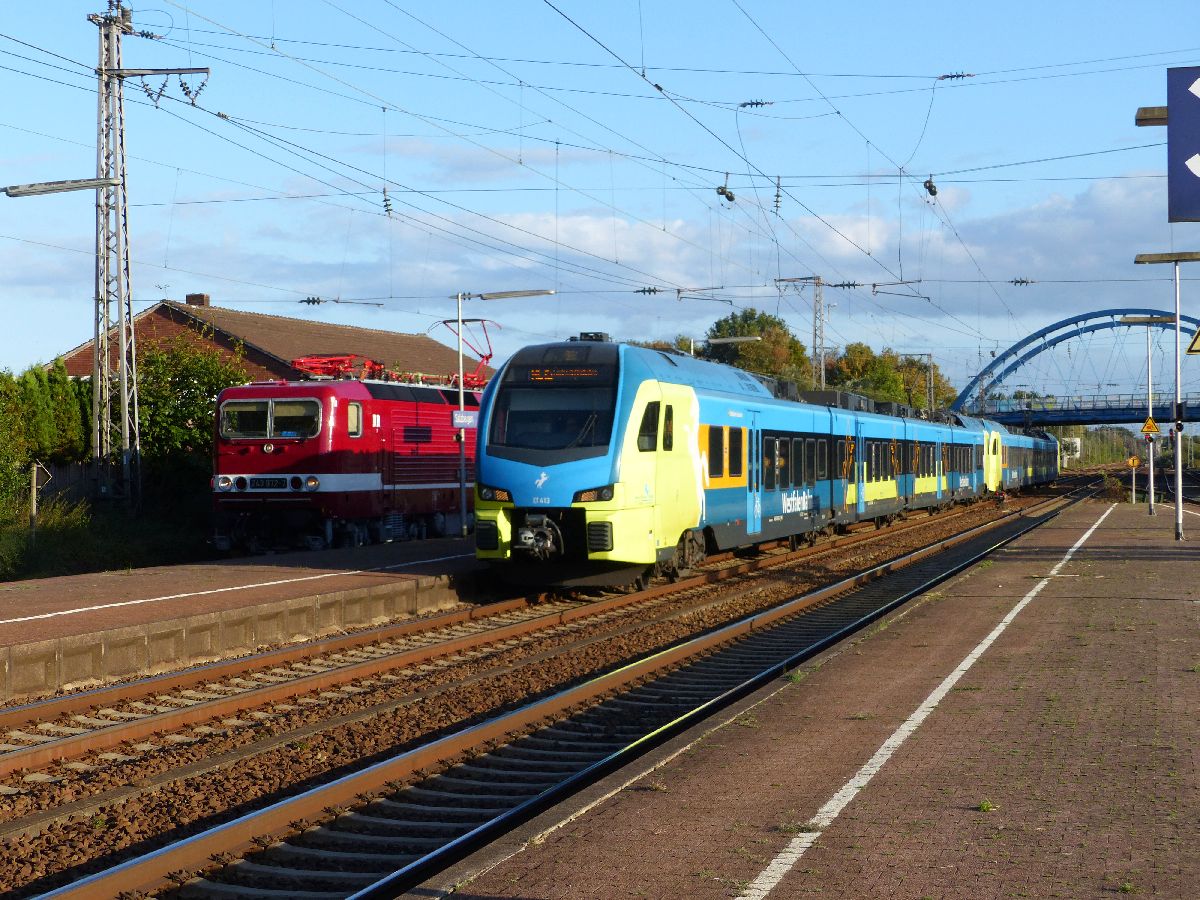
[57,293,484,382]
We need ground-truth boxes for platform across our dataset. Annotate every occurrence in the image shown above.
[432,500,1198,899]
[0,537,482,701]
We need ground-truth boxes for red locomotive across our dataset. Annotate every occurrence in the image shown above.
[212,355,481,551]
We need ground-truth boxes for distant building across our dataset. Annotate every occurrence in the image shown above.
[57,293,484,383]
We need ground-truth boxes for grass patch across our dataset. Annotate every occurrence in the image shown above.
[777,822,819,834]
[848,712,875,721]
[977,799,998,812]
[786,670,808,683]
[1118,882,1136,894]
[734,714,759,728]
[3,490,216,581]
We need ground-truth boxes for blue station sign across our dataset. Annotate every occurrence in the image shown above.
[452,409,479,429]
[1168,66,1200,223]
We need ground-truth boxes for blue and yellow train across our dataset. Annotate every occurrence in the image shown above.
[474,335,1058,586]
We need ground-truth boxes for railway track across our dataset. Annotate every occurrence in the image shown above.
[8,479,1094,898]
[0,492,1034,787]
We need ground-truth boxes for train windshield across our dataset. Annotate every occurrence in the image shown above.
[487,343,618,461]
[220,398,322,440]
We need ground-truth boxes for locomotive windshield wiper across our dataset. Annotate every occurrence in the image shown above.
[565,412,597,448]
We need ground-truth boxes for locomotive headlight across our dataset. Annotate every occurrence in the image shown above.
[573,484,614,503]
[477,484,511,502]
[304,475,320,491]
[217,475,233,491]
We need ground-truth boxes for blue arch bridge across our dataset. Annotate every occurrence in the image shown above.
[952,308,1200,427]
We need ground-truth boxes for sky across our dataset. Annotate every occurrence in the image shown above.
[4,1,1200,403]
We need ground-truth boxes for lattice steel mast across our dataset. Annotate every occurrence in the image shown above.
[89,3,136,497]
[87,2,207,500]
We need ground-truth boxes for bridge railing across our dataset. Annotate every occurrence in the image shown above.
[969,392,1200,415]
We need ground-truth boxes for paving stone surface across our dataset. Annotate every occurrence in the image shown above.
[451,501,1199,900]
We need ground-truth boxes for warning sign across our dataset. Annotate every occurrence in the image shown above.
[1141,416,1161,435]
[1188,330,1200,355]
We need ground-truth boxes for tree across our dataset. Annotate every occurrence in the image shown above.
[827,343,904,403]
[137,334,248,461]
[702,309,810,382]
[0,372,31,509]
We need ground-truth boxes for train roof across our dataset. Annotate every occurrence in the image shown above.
[620,343,776,399]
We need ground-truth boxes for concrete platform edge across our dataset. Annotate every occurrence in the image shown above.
[1,572,473,701]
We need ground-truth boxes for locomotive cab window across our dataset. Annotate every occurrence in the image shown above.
[347,402,363,438]
[663,405,674,451]
[271,400,321,439]
[220,398,320,440]
[220,400,269,439]
[638,402,660,452]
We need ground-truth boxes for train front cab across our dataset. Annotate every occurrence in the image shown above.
[474,341,705,584]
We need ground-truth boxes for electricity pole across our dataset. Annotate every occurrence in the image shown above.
[88,2,207,501]
[775,275,826,388]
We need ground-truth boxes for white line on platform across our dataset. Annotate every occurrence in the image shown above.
[1184,508,1200,518]
[737,502,1117,900]
[0,553,475,627]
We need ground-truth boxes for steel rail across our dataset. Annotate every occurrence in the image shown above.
[37,484,1092,899]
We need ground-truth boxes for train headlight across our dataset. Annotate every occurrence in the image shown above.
[304,475,320,491]
[234,476,248,491]
[217,475,233,491]
[290,476,303,490]
[573,484,614,503]
[477,484,511,502]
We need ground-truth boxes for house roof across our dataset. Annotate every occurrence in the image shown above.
[157,301,483,377]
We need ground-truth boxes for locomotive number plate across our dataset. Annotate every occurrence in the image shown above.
[250,477,287,489]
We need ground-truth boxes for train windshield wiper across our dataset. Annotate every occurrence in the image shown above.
[565,412,597,448]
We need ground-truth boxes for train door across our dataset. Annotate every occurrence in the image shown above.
[855,417,867,518]
[934,438,944,502]
[747,415,762,536]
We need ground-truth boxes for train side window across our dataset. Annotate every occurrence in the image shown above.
[664,405,674,451]
[817,439,828,480]
[708,427,724,478]
[777,439,791,488]
[836,439,846,478]
[638,402,660,452]
[794,438,805,488]
[764,436,776,490]
[729,428,744,477]
[347,402,363,438]
[805,438,816,485]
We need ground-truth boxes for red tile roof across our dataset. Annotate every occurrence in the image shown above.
[58,300,487,383]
